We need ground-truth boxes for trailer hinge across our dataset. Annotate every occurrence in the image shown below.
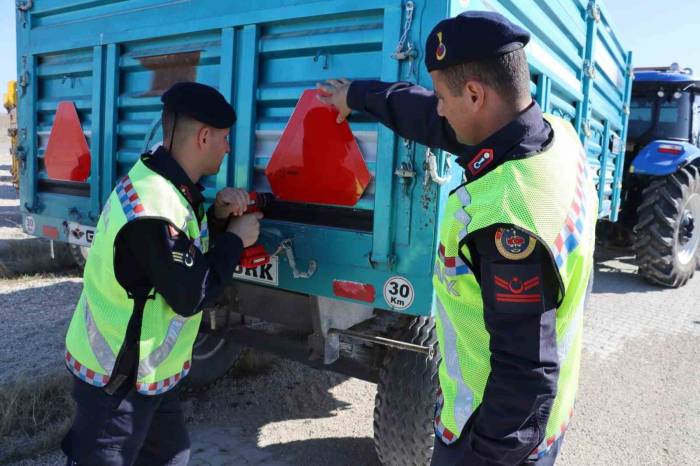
[394,162,416,180]
[622,104,630,115]
[582,121,592,138]
[583,60,596,79]
[15,145,26,174]
[16,0,33,27]
[587,2,601,23]
[18,57,30,96]
[23,200,43,214]
[392,1,418,78]
[16,0,33,11]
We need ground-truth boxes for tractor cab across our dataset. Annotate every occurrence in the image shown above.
[626,64,700,175]
[616,63,700,287]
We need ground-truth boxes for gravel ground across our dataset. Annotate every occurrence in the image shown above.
[1,114,699,465]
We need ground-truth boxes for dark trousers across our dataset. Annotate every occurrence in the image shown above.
[431,433,565,466]
[61,378,190,466]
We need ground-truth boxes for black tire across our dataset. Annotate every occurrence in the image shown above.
[181,308,244,393]
[373,316,440,466]
[634,164,700,287]
[182,332,243,393]
[69,244,88,269]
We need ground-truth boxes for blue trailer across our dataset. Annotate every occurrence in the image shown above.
[13,0,631,462]
[610,64,700,287]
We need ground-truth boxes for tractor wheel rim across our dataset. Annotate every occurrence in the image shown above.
[678,193,700,265]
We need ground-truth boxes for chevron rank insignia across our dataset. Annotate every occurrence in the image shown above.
[172,244,196,268]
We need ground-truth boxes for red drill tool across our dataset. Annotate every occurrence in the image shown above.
[239,192,275,269]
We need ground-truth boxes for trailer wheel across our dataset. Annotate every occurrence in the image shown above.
[182,308,243,393]
[634,164,700,287]
[373,316,439,466]
[69,244,88,269]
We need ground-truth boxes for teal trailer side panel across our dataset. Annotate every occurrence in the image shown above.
[15,0,631,317]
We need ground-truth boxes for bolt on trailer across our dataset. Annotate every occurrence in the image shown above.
[14,0,631,463]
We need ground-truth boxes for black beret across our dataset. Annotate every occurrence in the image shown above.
[161,82,236,128]
[425,11,531,72]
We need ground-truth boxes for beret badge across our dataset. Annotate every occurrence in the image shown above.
[436,31,447,61]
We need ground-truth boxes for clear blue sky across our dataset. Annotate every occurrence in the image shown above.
[1,0,699,90]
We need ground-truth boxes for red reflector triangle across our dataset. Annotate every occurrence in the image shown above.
[265,89,372,206]
[44,101,91,182]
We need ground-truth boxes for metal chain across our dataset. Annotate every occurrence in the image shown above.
[392,1,415,60]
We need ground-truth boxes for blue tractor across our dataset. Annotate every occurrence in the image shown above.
[618,64,700,287]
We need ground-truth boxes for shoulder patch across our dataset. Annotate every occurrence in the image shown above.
[494,227,536,260]
[172,243,196,268]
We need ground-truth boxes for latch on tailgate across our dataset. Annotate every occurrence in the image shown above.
[272,238,317,279]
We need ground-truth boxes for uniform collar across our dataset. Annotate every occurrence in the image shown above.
[456,101,554,183]
[140,146,205,213]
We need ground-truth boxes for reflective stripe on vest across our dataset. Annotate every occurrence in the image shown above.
[453,186,471,243]
[84,298,116,373]
[527,407,574,460]
[65,160,206,395]
[115,175,145,220]
[433,298,473,444]
[137,315,187,380]
[431,115,597,448]
[552,153,589,268]
[65,350,110,387]
[136,360,191,395]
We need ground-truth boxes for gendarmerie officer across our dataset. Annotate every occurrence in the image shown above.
[61,82,261,465]
[319,11,597,466]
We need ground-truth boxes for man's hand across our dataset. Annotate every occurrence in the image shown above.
[226,212,263,247]
[214,188,249,219]
[316,79,352,123]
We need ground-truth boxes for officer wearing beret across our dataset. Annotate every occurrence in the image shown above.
[320,11,596,466]
[61,82,261,465]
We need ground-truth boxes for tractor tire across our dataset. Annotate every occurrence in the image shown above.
[373,316,440,466]
[69,244,88,270]
[634,164,700,287]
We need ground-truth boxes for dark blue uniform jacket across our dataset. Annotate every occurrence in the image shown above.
[349,80,565,465]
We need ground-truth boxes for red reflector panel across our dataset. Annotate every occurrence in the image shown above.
[42,225,59,239]
[265,89,372,206]
[44,101,91,182]
[333,280,376,303]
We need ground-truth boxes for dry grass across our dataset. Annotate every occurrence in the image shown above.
[0,238,78,279]
[0,373,74,464]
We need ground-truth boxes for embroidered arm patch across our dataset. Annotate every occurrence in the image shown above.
[166,224,198,269]
[494,226,536,260]
[483,262,545,314]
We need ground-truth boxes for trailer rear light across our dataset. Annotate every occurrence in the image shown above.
[42,225,59,239]
[658,144,684,155]
[333,280,376,303]
[44,101,91,182]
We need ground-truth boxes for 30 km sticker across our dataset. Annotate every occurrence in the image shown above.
[383,276,415,310]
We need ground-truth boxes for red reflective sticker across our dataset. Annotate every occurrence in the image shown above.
[265,89,372,206]
[44,101,91,182]
[333,280,376,303]
[42,225,59,239]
